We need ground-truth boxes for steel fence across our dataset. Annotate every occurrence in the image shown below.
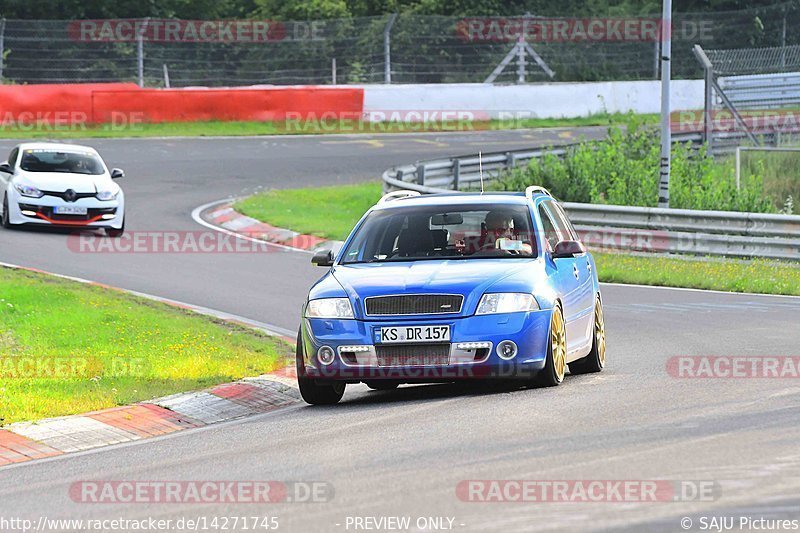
[1,3,799,86]
[380,136,800,260]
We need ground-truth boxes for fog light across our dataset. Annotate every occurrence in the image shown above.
[496,340,518,360]
[317,345,336,365]
[20,210,37,217]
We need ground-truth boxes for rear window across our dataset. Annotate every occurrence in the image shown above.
[20,149,105,175]
[340,203,538,264]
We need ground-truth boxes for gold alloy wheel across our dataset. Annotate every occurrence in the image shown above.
[595,299,606,367]
[551,306,567,381]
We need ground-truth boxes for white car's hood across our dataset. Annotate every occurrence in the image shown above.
[16,171,112,193]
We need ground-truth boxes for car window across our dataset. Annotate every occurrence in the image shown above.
[547,201,579,241]
[7,148,19,169]
[341,203,538,264]
[19,149,105,175]
[537,204,560,252]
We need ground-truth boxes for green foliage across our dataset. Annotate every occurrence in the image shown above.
[492,115,776,213]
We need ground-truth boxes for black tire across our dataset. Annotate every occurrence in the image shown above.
[532,304,567,388]
[296,329,345,405]
[105,218,125,238]
[365,381,399,391]
[2,195,12,229]
[569,297,606,375]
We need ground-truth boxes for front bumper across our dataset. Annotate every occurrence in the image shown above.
[7,189,124,229]
[301,310,552,382]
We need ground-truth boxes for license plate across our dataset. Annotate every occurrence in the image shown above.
[379,325,450,344]
[53,206,87,215]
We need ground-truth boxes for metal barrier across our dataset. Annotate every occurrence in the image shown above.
[381,136,800,261]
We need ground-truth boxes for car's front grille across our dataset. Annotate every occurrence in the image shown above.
[365,294,463,316]
[41,191,97,202]
[18,204,116,221]
[375,344,451,366]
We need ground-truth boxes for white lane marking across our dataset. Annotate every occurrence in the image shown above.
[0,260,296,338]
[601,281,800,300]
[190,198,313,255]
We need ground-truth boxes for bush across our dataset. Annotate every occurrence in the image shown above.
[492,115,775,213]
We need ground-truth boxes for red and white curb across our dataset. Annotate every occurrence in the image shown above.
[0,370,299,466]
[0,260,300,468]
[196,200,344,254]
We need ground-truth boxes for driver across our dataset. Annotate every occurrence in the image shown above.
[484,210,532,255]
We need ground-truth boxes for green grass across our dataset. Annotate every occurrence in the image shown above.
[234,182,800,296]
[0,112,648,139]
[235,182,382,240]
[0,267,292,425]
[733,149,800,213]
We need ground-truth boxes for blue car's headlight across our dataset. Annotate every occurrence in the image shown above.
[476,293,539,314]
[306,298,355,319]
[14,183,44,198]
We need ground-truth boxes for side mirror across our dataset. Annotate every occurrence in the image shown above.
[312,249,334,267]
[110,168,125,179]
[552,240,586,259]
[0,162,12,174]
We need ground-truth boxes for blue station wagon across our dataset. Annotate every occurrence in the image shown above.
[296,187,606,404]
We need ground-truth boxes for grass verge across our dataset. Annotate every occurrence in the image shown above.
[0,267,292,425]
[0,112,648,139]
[234,182,800,296]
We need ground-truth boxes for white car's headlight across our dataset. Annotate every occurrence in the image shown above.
[14,183,44,198]
[305,298,355,319]
[476,293,539,315]
[96,189,119,201]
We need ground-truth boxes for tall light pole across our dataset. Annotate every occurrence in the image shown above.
[658,0,672,209]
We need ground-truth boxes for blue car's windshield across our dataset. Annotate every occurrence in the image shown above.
[340,203,538,264]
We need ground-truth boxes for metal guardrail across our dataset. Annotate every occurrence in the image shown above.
[381,134,800,261]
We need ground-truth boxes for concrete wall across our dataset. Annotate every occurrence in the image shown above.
[362,80,704,120]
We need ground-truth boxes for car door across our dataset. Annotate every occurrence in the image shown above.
[537,202,581,347]
[541,200,595,357]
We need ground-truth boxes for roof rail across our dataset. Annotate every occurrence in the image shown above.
[378,190,422,204]
[525,185,552,202]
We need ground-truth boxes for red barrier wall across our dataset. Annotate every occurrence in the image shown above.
[91,87,364,123]
[0,84,364,125]
[0,83,138,124]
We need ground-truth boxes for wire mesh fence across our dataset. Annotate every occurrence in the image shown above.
[1,3,799,87]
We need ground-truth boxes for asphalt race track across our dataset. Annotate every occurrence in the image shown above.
[1,128,799,532]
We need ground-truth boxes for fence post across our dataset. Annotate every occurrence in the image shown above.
[332,58,337,84]
[452,159,460,190]
[516,40,526,84]
[693,45,714,152]
[0,18,6,83]
[162,64,170,88]
[384,13,398,84]
[416,163,426,186]
[137,18,150,88]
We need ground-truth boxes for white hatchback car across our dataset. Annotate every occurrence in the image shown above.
[0,143,125,236]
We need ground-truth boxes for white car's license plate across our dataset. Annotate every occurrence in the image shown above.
[379,325,450,344]
[53,206,87,215]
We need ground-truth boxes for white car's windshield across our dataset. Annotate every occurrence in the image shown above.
[341,203,538,264]
[20,149,105,175]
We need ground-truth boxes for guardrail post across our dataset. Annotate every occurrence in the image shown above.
[416,163,426,186]
[452,159,461,190]
[506,152,516,168]
[395,169,404,181]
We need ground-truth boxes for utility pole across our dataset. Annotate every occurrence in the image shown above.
[658,0,672,209]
